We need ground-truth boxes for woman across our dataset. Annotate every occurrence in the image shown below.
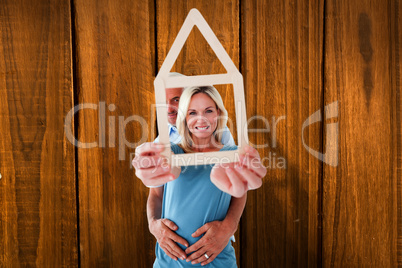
[134,86,266,267]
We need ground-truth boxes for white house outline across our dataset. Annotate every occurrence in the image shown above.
[154,8,248,166]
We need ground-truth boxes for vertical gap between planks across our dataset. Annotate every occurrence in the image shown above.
[319,0,327,266]
[70,0,81,266]
[238,0,243,267]
[154,0,158,76]
[153,0,159,138]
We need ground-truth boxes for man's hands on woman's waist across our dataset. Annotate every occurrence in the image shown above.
[184,220,237,266]
[150,218,236,265]
[149,217,189,261]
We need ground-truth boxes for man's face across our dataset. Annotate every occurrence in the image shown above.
[166,87,184,125]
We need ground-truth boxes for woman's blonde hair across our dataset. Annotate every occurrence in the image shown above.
[176,86,228,153]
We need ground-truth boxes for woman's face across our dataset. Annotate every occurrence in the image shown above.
[186,93,220,141]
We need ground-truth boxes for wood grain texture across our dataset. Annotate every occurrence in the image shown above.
[1,1,400,266]
[323,0,401,266]
[0,0,78,267]
[73,0,156,266]
[241,0,324,266]
[390,1,402,265]
[156,0,241,264]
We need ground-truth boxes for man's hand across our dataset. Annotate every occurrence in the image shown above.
[185,221,235,266]
[132,142,177,187]
[149,218,189,261]
[211,145,267,197]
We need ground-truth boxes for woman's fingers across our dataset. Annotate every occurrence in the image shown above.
[210,165,233,194]
[238,153,267,178]
[135,165,172,181]
[139,174,174,187]
[211,153,266,196]
[135,142,165,156]
[211,165,248,197]
[225,167,248,198]
[132,143,167,170]
[242,145,260,158]
[132,142,174,187]
[234,165,263,190]
[132,155,164,169]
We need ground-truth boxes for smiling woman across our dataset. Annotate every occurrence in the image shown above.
[132,85,266,267]
[152,86,242,267]
[148,86,265,267]
[176,86,228,152]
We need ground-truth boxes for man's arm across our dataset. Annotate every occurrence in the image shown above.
[147,187,189,261]
[147,186,164,224]
[221,193,247,236]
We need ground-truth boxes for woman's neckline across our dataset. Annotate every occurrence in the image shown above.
[177,143,227,153]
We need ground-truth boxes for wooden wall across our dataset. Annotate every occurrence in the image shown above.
[0,0,400,267]
[323,0,401,266]
[0,1,78,267]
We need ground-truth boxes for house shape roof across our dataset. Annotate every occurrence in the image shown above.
[154,8,248,166]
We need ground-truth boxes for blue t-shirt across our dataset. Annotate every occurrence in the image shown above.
[154,144,238,268]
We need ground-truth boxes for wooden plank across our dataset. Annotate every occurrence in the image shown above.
[323,0,400,266]
[73,0,156,266]
[0,0,78,266]
[241,0,324,266]
[156,0,240,264]
[390,1,402,265]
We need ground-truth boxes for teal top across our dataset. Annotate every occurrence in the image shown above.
[153,144,238,268]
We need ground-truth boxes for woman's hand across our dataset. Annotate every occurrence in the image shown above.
[132,142,180,187]
[185,221,235,266]
[149,218,189,261]
[210,145,267,197]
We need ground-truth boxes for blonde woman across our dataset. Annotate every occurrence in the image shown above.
[133,86,266,267]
